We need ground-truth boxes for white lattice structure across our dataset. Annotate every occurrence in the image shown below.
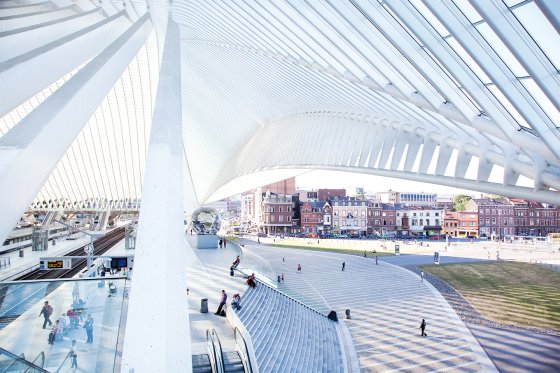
[0,0,559,370]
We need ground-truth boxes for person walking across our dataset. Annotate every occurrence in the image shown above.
[375,256,378,265]
[421,271,424,282]
[70,340,78,368]
[363,250,367,257]
[420,319,427,337]
[223,238,227,248]
[215,290,227,315]
[281,273,284,283]
[39,301,53,329]
[219,239,223,248]
[297,264,301,273]
[84,314,94,344]
[342,262,345,271]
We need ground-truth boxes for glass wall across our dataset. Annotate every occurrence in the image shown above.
[0,277,129,372]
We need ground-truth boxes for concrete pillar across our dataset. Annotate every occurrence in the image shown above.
[121,13,191,372]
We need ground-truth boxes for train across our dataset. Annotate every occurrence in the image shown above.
[1,224,73,255]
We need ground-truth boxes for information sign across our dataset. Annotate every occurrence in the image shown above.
[395,244,400,255]
[39,258,72,270]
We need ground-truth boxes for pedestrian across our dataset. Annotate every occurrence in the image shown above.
[257,237,260,244]
[487,251,490,260]
[420,319,427,337]
[223,238,227,248]
[84,314,94,344]
[246,273,257,288]
[281,273,284,283]
[231,293,242,310]
[70,339,78,368]
[297,264,301,273]
[219,239,223,248]
[421,271,424,282]
[496,250,500,261]
[39,301,53,329]
[215,290,227,315]
[283,257,285,264]
[364,250,367,257]
[375,256,378,265]
[342,262,345,271]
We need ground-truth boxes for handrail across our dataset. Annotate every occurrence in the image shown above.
[25,351,45,372]
[243,273,327,318]
[206,329,225,373]
[0,347,48,373]
[234,327,254,373]
[54,351,71,373]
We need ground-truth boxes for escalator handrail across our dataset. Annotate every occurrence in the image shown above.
[206,328,225,373]
[234,327,254,373]
[0,348,48,373]
[24,351,45,372]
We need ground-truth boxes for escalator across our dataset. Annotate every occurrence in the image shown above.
[0,347,48,373]
[192,329,251,373]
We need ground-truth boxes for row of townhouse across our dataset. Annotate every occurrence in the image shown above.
[241,189,560,238]
[466,199,560,238]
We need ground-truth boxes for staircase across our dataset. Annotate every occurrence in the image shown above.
[235,280,344,372]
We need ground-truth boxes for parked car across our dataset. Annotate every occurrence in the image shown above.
[338,234,349,239]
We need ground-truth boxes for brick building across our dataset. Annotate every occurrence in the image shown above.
[261,191,293,235]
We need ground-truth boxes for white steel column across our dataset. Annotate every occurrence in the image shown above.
[121,13,191,373]
[0,14,151,247]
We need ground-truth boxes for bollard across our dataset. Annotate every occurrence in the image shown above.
[19,250,24,258]
[345,309,351,319]
[278,275,281,283]
[230,268,234,277]
[201,298,208,313]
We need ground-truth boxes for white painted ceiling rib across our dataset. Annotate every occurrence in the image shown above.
[0,0,558,212]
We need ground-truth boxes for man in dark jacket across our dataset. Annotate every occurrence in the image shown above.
[39,301,53,329]
[420,319,427,337]
[215,290,227,315]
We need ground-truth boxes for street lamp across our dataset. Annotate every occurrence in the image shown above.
[55,219,95,268]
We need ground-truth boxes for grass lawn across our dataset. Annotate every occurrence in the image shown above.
[420,261,560,330]
[270,243,394,257]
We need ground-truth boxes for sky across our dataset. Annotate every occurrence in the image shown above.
[295,170,485,197]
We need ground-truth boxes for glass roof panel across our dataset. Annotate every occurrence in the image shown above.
[475,23,528,77]
[487,85,531,129]
[520,78,560,125]
[446,37,492,85]
[510,1,560,70]
[452,0,484,24]
[409,0,451,37]
[379,2,424,47]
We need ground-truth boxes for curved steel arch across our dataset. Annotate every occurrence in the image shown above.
[204,114,560,204]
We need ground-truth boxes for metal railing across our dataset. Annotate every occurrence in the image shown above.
[234,327,254,373]
[25,352,45,372]
[206,329,225,373]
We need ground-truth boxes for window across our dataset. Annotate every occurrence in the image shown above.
[435,219,440,226]
[492,217,496,224]
[271,215,275,223]
[279,215,284,222]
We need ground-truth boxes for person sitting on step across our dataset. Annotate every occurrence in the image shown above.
[231,293,242,310]
[246,273,257,288]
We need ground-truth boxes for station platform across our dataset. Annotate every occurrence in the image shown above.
[0,237,90,281]
[0,276,128,372]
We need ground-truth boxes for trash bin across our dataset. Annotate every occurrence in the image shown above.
[19,250,24,258]
[201,298,208,313]
[277,275,281,283]
[230,268,234,276]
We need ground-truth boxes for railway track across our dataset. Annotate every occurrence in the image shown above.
[0,227,127,331]
[14,226,126,281]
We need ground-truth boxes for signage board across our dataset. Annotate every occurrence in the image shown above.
[39,258,72,270]
[395,244,400,255]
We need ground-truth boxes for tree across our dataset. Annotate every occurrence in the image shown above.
[452,194,472,212]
